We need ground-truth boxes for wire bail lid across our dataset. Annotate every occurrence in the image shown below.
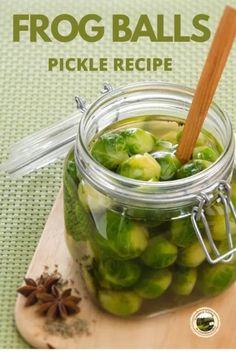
[191,180,236,264]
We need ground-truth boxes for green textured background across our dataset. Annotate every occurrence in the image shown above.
[0,0,235,348]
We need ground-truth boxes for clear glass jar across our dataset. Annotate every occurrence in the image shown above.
[63,82,236,318]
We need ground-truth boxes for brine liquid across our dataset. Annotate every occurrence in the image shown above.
[64,115,235,318]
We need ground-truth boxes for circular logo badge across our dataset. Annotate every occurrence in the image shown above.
[190,307,220,337]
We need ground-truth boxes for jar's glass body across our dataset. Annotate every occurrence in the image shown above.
[63,82,236,318]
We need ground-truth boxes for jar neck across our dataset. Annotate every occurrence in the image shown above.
[75,82,235,210]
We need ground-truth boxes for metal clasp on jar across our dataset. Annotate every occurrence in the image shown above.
[75,82,113,112]
[191,181,236,264]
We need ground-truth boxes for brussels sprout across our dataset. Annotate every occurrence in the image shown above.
[78,181,111,213]
[64,155,94,241]
[98,258,141,288]
[231,177,236,208]
[98,289,142,316]
[141,236,177,269]
[81,263,97,296]
[95,210,149,260]
[207,214,236,241]
[91,232,121,260]
[177,240,210,267]
[91,133,129,170]
[121,128,156,154]
[172,268,197,295]
[198,263,236,296]
[192,146,219,162]
[218,237,236,264]
[118,153,161,181]
[135,269,172,299]
[64,151,79,195]
[153,151,181,181]
[176,159,212,179]
[170,217,196,248]
[66,156,78,182]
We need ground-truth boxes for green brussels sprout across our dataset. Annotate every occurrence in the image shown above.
[135,269,172,299]
[78,181,111,213]
[98,289,142,316]
[192,146,219,162]
[64,154,94,241]
[121,128,156,154]
[81,263,97,297]
[207,214,236,241]
[154,151,181,181]
[176,159,212,179]
[230,177,236,208]
[91,132,129,170]
[66,153,79,182]
[198,263,236,296]
[98,258,141,288]
[177,240,210,267]
[94,265,122,290]
[94,210,149,260]
[91,232,121,260]
[64,150,79,194]
[95,272,115,290]
[218,237,236,264]
[141,236,178,269]
[170,217,197,248]
[172,268,197,295]
[118,153,161,181]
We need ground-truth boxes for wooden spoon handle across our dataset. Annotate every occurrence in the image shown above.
[176,6,236,163]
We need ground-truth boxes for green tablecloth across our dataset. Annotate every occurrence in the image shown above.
[0,0,235,348]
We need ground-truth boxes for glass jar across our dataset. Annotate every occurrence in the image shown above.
[63,82,236,318]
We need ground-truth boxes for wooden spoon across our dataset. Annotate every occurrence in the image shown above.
[176,6,236,163]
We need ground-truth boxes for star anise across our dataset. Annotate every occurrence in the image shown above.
[17,275,60,307]
[36,285,81,320]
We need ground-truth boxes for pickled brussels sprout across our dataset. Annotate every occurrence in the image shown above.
[66,158,78,182]
[121,128,156,154]
[64,153,94,241]
[98,290,142,316]
[141,236,177,269]
[98,258,141,288]
[135,269,172,299]
[170,217,196,248]
[231,181,236,208]
[78,181,111,213]
[90,232,120,260]
[193,146,219,162]
[176,159,212,179]
[100,210,149,259]
[154,151,181,181]
[172,268,197,295]
[178,240,210,267]
[199,263,236,296]
[118,153,161,181]
[91,133,129,170]
[208,214,236,241]
[218,237,236,264]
